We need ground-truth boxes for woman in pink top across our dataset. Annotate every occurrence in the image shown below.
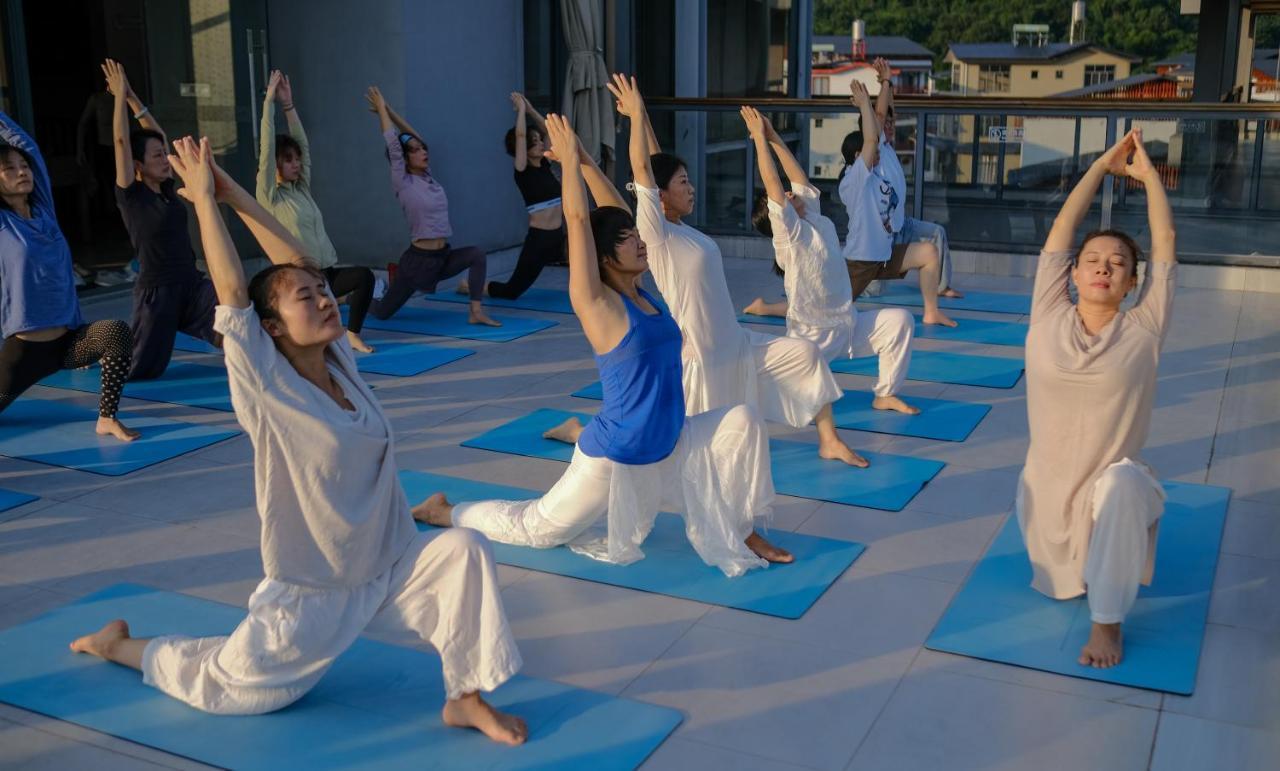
[364,87,498,327]
[1020,128,1176,669]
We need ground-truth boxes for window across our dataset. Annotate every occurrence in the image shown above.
[1030,69,1039,79]
[1084,64,1116,87]
[951,62,963,87]
[1055,69,1064,79]
[814,117,824,127]
[707,0,797,97]
[813,76,829,95]
[978,64,1011,93]
[523,0,568,114]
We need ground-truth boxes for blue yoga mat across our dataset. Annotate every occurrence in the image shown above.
[925,482,1230,695]
[831,350,1024,389]
[573,382,989,443]
[401,471,864,618]
[461,408,945,511]
[0,584,682,770]
[431,286,575,315]
[174,333,475,378]
[172,332,220,354]
[355,305,557,342]
[871,286,1032,315]
[0,398,238,476]
[737,312,1027,348]
[42,361,234,412]
[0,488,38,513]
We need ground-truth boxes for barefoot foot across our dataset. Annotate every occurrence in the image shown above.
[1078,622,1123,668]
[941,288,965,299]
[469,311,502,327]
[346,330,375,353]
[411,492,454,527]
[70,619,130,659]
[922,310,958,328]
[742,297,769,316]
[96,417,140,442]
[542,416,583,444]
[818,437,870,468]
[745,531,795,563]
[442,693,528,746]
[872,395,921,415]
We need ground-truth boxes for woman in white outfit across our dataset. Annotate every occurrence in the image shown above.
[69,137,527,746]
[415,113,793,575]
[1020,128,1176,669]
[605,75,867,467]
[738,104,918,419]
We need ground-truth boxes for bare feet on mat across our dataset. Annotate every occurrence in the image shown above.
[941,288,965,299]
[872,395,921,415]
[542,416,583,444]
[442,693,528,746]
[469,304,502,327]
[745,531,794,563]
[742,297,769,316]
[411,493,454,527]
[1079,622,1123,668]
[346,330,375,353]
[96,417,140,442]
[818,436,870,468]
[922,309,958,328]
[70,619,130,659]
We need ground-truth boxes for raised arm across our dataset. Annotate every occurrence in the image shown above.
[367,86,410,192]
[383,103,423,145]
[170,137,248,307]
[872,58,893,130]
[743,106,785,206]
[1044,129,1137,253]
[518,93,547,134]
[102,60,133,189]
[849,81,879,170]
[278,74,312,184]
[762,114,809,189]
[1128,131,1175,264]
[256,70,282,202]
[0,109,52,210]
[581,143,629,212]
[210,151,310,268]
[511,92,529,171]
[547,115,604,305]
[607,73,654,189]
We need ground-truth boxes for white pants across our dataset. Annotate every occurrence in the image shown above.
[792,307,913,397]
[747,330,843,428]
[454,404,775,577]
[1083,459,1166,624]
[141,529,522,714]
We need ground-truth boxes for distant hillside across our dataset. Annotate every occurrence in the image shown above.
[814,0,1203,72]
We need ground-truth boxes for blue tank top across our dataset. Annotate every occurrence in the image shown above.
[577,288,685,464]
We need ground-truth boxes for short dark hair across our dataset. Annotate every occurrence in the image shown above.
[840,130,865,167]
[504,124,540,156]
[0,144,34,211]
[750,192,787,277]
[275,134,302,162]
[247,263,326,324]
[385,133,426,165]
[651,152,687,190]
[589,206,637,273]
[130,129,165,165]
[1073,229,1144,272]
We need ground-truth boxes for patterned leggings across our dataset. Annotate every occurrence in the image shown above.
[0,320,133,418]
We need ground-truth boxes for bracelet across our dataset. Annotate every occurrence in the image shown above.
[282,103,295,111]
[133,106,150,119]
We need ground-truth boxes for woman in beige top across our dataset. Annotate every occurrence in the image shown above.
[1019,128,1176,669]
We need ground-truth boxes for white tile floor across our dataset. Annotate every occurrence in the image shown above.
[0,255,1276,770]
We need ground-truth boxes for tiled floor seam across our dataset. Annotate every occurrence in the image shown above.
[1202,295,1247,485]
[839,634,930,770]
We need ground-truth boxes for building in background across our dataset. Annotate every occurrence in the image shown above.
[944,38,1139,97]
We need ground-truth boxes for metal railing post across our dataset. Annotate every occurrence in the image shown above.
[1100,114,1117,229]
[912,111,927,220]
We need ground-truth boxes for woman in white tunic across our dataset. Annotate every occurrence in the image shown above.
[738,105,918,420]
[606,75,867,467]
[1020,128,1176,669]
[69,137,527,745]
[416,114,792,574]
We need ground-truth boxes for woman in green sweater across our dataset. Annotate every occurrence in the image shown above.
[256,70,376,352]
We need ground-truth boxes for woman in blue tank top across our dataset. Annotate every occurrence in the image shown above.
[415,114,792,576]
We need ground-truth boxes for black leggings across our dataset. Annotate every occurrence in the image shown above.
[371,244,487,320]
[487,226,565,300]
[323,266,375,333]
[0,320,133,418]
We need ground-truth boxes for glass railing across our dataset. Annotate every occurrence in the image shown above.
[638,97,1280,265]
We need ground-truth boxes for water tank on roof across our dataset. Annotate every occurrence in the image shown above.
[1071,1,1087,43]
